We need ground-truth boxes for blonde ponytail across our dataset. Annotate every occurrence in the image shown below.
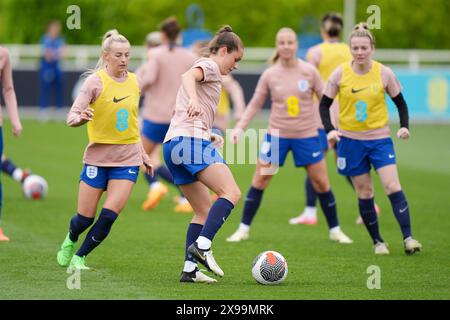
[349,22,375,47]
[268,51,280,65]
[82,29,130,77]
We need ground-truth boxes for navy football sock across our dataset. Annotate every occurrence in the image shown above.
[200,198,234,241]
[156,165,175,185]
[144,172,157,185]
[241,187,264,226]
[305,177,317,207]
[388,190,412,239]
[1,158,16,176]
[317,190,339,229]
[68,213,95,242]
[359,198,384,244]
[185,223,203,262]
[76,208,118,257]
[156,165,184,196]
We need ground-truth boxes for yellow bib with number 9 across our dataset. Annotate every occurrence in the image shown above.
[286,96,300,117]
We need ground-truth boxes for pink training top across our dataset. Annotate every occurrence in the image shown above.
[323,62,402,140]
[164,58,222,142]
[0,47,19,127]
[67,71,149,167]
[136,45,196,124]
[213,74,246,132]
[235,59,324,139]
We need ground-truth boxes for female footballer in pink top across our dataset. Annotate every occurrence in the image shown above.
[320,23,422,255]
[192,39,246,136]
[227,28,352,244]
[163,26,243,283]
[136,17,196,213]
[0,46,23,242]
[56,30,152,269]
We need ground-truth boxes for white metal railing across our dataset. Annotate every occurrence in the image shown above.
[5,44,450,72]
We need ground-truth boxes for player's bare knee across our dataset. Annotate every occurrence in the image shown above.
[311,177,329,193]
[220,186,241,205]
[193,211,208,223]
[252,174,271,190]
[77,208,96,218]
[103,201,125,214]
[230,187,241,204]
[356,186,374,199]
[384,181,401,194]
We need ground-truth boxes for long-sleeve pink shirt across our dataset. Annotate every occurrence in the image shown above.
[323,62,402,140]
[67,71,149,167]
[235,59,324,138]
[135,45,196,124]
[164,58,222,142]
[0,47,20,127]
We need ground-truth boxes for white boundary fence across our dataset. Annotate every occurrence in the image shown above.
[6,44,450,72]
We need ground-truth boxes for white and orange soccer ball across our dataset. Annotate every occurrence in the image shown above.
[22,175,48,200]
[251,251,288,285]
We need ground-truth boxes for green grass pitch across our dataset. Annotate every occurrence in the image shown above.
[1,120,449,299]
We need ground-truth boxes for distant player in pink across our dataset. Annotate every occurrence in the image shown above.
[56,30,152,270]
[320,23,422,255]
[163,26,243,283]
[136,17,196,213]
[227,28,352,244]
[0,46,23,242]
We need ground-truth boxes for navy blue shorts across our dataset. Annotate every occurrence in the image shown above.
[141,119,170,144]
[336,136,397,176]
[163,136,225,185]
[80,164,140,189]
[259,134,324,167]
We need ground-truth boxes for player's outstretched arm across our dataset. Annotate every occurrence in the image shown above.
[2,49,22,136]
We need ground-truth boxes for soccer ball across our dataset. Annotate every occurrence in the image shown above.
[22,175,48,200]
[251,251,288,285]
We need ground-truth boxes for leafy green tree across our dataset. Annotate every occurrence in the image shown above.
[0,0,448,49]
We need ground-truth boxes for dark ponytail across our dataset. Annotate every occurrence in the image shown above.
[321,12,344,38]
[160,16,180,51]
[208,25,243,55]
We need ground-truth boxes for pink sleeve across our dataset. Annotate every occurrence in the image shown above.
[1,49,20,126]
[133,69,144,94]
[135,64,146,91]
[67,74,102,127]
[194,60,220,83]
[136,55,159,92]
[222,75,246,118]
[323,66,342,99]
[382,65,402,98]
[235,71,269,130]
[306,45,321,68]
[311,67,324,100]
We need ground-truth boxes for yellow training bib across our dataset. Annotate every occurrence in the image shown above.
[217,88,230,116]
[338,61,389,131]
[87,70,140,144]
[318,42,352,81]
